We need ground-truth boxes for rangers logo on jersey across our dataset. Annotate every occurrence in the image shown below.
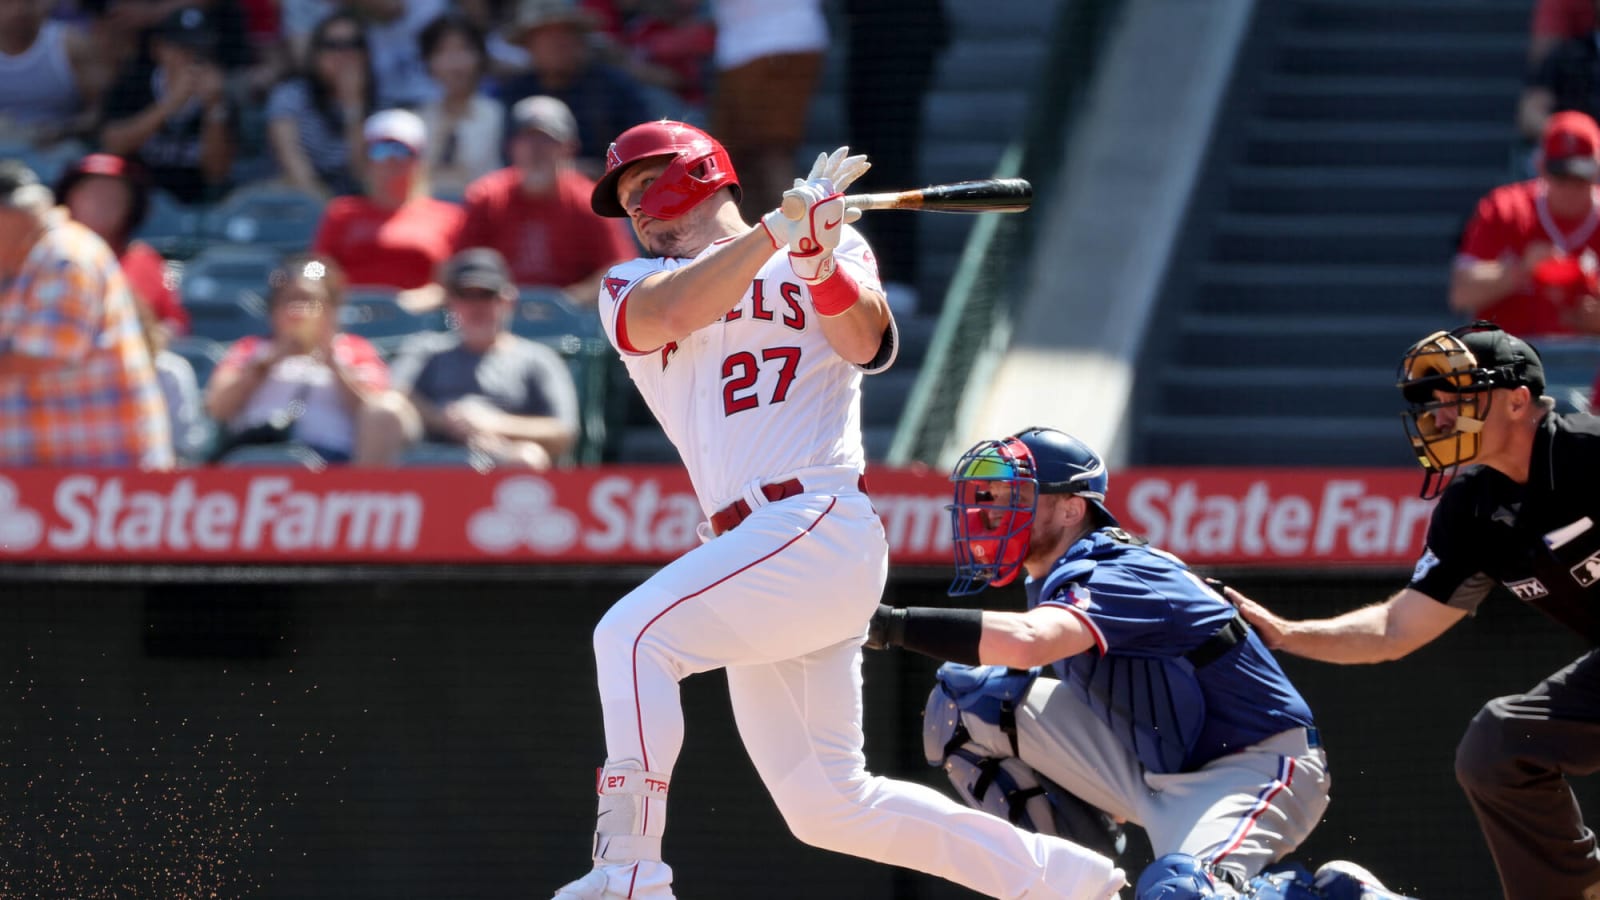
[1068,583,1092,610]
[1505,576,1550,601]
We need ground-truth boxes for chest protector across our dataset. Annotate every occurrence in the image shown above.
[1035,551,1207,774]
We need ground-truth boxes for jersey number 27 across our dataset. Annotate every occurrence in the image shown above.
[723,347,801,415]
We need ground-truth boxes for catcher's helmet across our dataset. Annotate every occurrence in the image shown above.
[1397,321,1546,499]
[590,120,741,220]
[948,427,1118,596]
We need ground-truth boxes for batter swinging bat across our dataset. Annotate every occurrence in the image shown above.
[780,178,1033,220]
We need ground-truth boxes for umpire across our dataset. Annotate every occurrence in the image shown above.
[1231,321,1600,900]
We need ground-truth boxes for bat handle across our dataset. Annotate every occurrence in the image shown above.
[780,191,806,221]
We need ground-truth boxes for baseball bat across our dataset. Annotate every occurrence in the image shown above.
[780,178,1033,219]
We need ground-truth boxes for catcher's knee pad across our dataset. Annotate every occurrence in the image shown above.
[923,664,1124,859]
[1136,854,1223,900]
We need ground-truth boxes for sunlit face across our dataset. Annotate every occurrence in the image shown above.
[524,23,585,79]
[617,157,707,257]
[509,129,567,190]
[426,30,482,95]
[448,286,508,349]
[66,175,133,242]
[367,140,420,204]
[270,275,335,350]
[313,21,366,83]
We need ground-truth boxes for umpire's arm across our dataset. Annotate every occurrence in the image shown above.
[1225,585,1466,665]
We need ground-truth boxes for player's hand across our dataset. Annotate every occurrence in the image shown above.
[781,189,854,283]
[1214,581,1289,650]
[864,604,905,650]
[805,146,871,195]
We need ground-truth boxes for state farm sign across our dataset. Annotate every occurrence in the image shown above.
[0,466,1433,569]
[1111,469,1434,566]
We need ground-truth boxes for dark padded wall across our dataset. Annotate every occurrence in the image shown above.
[0,569,1590,899]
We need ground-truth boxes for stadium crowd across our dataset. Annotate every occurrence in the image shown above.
[0,0,737,470]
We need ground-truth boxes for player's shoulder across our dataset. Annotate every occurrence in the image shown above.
[1477,179,1539,216]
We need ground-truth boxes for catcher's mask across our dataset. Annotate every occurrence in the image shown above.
[1397,321,1544,499]
[589,120,740,220]
[948,427,1117,596]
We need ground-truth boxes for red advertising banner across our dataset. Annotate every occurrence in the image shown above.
[0,466,1434,569]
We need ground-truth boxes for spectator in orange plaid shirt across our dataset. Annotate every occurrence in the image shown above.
[0,160,173,469]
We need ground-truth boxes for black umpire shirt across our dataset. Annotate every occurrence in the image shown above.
[1408,411,1600,644]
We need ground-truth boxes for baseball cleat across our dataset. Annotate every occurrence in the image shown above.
[552,868,630,900]
[1312,860,1414,900]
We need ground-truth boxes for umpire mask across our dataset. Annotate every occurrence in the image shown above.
[1397,322,1543,499]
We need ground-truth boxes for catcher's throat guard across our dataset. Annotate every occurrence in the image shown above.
[1396,325,1527,499]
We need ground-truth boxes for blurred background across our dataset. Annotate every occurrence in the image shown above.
[3,0,1600,897]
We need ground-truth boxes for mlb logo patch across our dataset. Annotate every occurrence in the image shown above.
[1571,550,1600,588]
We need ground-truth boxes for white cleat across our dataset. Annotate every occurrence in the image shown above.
[552,868,631,900]
[1314,860,1414,900]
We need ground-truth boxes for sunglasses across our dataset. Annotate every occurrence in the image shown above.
[367,140,417,162]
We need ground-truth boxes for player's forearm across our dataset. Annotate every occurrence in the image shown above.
[1449,264,1514,315]
[815,287,891,367]
[624,228,774,349]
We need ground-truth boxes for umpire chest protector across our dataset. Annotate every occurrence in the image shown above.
[1425,412,1600,643]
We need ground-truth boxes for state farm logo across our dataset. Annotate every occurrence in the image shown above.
[0,475,421,554]
[466,477,579,554]
[1123,477,1435,560]
[0,476,44,552]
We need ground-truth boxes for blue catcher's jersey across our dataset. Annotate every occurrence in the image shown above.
[1025,529,1314,773]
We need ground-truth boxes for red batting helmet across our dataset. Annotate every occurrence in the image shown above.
[590,120,741,219]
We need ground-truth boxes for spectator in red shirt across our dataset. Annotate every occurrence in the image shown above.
[54,152,188,337]
[1453,111,1600,338]
[458,95,633,303]
[1530,0,1594,70]
[311,108,466,311]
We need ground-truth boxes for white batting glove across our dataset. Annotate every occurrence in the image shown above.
[784,190,850,283]
[781,147,871,220]
[760,184,860,252]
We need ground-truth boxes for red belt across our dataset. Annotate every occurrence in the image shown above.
[710,475,868,536]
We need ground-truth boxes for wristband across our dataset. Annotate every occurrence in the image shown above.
[890,606,985,665]
[807,262,860,317]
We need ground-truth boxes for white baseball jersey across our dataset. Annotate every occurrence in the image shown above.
[597,226,897,517]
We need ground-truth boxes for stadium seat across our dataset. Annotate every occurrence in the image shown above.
[1536,336,1600,414]
[134,188,207,259]
[215,443,328,470]
[166,334,228,388]
[203,183,326,253]
[184,291,269,343]
[179,244,281,307]
[399,441,494,471]
[510,286,589,339]
[339,289,444,338]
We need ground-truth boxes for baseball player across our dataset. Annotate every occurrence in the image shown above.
[552,121,1125,900]
[866,427,1411,900]
[1230,321,1600,900]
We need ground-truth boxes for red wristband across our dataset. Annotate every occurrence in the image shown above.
[808,264,860,317]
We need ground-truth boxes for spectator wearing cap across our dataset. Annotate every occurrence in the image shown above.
[266,8,377,199]
[0,0,107,144]
[1453,110,1600,338]
[98,5,237,205]
[382,247,579,469]
[417,11,504,199]
[311,108,466,311]
[0,160,172,468]
[495,0,653,174]
[458,95,633,302]
[55,152,188,336]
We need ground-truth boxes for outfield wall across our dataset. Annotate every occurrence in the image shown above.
[0,566,1590,899]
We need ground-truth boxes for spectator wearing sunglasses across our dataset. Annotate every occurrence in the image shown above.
[311,108,466,311]
[266,9,376,199]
